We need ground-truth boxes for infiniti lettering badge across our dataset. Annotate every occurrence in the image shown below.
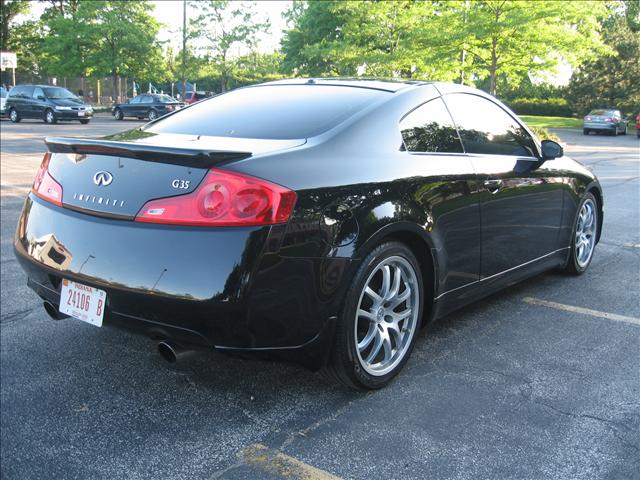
[93,171,113,186]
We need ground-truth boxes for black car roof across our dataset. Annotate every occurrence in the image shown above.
[258,78,429,93]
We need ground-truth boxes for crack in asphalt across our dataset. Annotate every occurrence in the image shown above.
[0,306,39,325]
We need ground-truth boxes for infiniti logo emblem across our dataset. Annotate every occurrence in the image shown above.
[93,171,113,186]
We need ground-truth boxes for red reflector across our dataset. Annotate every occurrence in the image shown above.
[135,168,297,227]
[32,153,63,206]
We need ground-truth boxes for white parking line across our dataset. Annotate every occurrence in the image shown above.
[523,297,640,327]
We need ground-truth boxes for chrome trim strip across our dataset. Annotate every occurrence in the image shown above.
[434,247,570,301]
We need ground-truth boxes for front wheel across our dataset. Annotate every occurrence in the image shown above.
[113,108,123,120]
[79,119,90,124]
[44,109,57,124]
[9,108,20,123]
[564,192,598,275]
[322,242,424,390]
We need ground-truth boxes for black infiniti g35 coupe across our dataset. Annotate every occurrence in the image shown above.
[15,79,602,389]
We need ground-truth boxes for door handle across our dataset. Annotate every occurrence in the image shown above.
[484,179,503,194]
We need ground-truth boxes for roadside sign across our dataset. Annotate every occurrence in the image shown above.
[0,52,17,70]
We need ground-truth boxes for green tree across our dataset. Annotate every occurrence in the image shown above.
[568,2,640,115]
[0,0,30,51]
[190,1,270,92]
[86,1,166,100]
[450,0,609,95]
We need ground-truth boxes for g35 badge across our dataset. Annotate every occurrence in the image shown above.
[171,179,191,190]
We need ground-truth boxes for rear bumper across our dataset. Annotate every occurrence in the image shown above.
[583,122,616,131]
[15,195,351,366]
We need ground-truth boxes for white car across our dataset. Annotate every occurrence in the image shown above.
[0,87,7,117]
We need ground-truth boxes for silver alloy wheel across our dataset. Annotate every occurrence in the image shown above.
[148,110,157,120]
[354,255,420,376]
[575,198,597,268]
[46,110,54,123]
[10,109,17,122]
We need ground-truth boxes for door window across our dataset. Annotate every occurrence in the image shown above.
[129,96,142,104]
[400,97,464,153]
[33,87,45,99]
[444,93,537,157]
[139,95,153,104]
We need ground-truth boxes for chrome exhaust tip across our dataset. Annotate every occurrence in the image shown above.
[43,301,69,320]
[157,341,197,364]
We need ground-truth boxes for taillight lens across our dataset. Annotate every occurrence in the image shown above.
[32,153,63,206]
[135,168,297,227]
[605,117,614,122]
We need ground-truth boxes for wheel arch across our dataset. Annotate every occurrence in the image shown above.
[353,222,437,325]
[587,184,604,244]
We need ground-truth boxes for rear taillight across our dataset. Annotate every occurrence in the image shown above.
[585,116,592,121]
[605,118,614,122]
[135,168,297,227]
[32,153,63,206]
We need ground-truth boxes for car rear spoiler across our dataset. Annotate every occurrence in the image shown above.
[44,137,252,168]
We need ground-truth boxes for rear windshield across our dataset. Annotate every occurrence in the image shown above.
[156,94,177,103]
[589,110,611,116]
[146,85,387,139]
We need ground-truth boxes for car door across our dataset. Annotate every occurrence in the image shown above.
[443,93,564,280]
[32,87,47,119]
[399,96,480,294]
[138,95,153,117]
[123,96,141,117]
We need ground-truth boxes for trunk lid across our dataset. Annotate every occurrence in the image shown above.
[44,131,305,219]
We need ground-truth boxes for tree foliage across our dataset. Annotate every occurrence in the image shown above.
[568,2,640,115]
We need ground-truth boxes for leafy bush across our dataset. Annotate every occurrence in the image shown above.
[528,125,560,143]
[508,98,573,117]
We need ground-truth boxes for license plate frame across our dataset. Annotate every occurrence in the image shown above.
[78,111,85,117]
[59,279,106,327]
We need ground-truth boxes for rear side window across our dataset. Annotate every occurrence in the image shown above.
[400,97,463,153]
[444,93,536,157]
[147,85,387,139]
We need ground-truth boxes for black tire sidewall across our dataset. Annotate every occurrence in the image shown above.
[334,242,424,389]
[565,192,598,275]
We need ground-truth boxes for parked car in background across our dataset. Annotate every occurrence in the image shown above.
[0,86,7,117]
[183,91,212,105]
[636,113,640,138]
[15,79,603,389]
[583,109,628,135]
[112,94,184,121]
[6,85,93,124]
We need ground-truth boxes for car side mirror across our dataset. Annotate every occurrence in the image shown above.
[37,95,46,100]
[541,140,563,160]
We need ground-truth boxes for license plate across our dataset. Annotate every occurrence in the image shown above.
[78,111,85,117]
[59,279,106,327]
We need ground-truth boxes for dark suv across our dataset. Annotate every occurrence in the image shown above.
[6,85,93,124]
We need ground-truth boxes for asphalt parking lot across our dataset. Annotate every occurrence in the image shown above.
[1,117,639,479]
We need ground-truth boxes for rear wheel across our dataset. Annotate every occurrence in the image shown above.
[44,109,57,124]
[9,108,20,123]
[564,192,598,275]
[322,242,423,390]
[79,119,90,124]
[114,108,123,120]
[583,128,589,135]
[148,109,158,121]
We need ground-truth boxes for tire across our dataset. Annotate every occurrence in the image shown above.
[583,128,589,135]
[620,125,627,135]
[564,192,598,275]
[322,241,424,390]
[114,108,123,120]
[148,109,158,121]
[79,119,90,124]
[9,108,21,123]
[44,109,57,124]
